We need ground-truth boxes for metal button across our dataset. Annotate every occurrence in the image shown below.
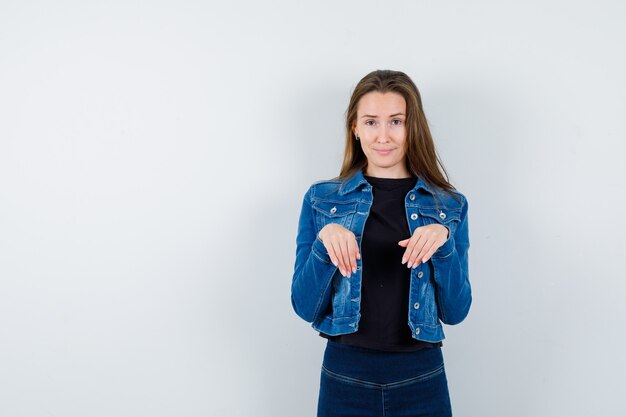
[409,194,415,201]
[330,206,337,214]
[415,328,420,335]
[414,302,420,309]
[410,213,418,220]
[417,271,424,278]
[439,211,446,219]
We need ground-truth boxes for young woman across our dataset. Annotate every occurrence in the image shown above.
[291,69,472,417]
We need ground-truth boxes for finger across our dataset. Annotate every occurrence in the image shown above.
[401,230,422,265]
[413,237,436,267]
[420,244,437,264]
[328,239,347,276]
[413,225,449,266]
[401,237,414,264]
[420,227,447,264]
[328,249,340,268]
[347,238,358,273]
[406,233,427,268]
[398,238,410,247]
[337,237,352,277]
[321,238,340,268]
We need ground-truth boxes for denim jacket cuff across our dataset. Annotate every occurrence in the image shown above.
[433,227,454,259]
[312,235,332,264]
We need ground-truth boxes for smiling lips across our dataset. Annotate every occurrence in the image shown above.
[374,148,394,156]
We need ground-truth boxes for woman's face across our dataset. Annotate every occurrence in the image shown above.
[353,91,409,178]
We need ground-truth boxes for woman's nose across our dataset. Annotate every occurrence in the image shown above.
[377,125,390,143]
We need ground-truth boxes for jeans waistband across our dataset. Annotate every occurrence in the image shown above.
[322,339,444,385]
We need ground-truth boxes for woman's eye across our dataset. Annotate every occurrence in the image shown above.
[365,120,375,126]
[391,119,403,125]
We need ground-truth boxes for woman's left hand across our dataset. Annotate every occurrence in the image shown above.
[398,224,449,268]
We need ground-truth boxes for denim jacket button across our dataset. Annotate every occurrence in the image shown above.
[409,194,415,201]
[439,211,446,219]
[417,271,424,278]
[410,213,418,220]
[330,206,337,214]
[413,302,420,309]
[415,328,420,335]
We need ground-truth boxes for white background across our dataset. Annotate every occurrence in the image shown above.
[1,1,625,416]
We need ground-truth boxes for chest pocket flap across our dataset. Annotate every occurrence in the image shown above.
[312,200,358,217]
[418,207,462,232]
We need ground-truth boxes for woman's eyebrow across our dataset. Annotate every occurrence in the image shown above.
[360,112,405,119]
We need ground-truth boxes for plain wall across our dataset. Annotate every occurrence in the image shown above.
[1,1,625,416]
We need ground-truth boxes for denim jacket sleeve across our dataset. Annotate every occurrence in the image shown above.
[290,186,337,323]
[430,195,472,325]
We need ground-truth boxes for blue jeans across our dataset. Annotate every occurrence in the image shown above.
[317,340,453,417]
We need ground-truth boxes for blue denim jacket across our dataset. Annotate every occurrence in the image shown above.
[291,168,472,343]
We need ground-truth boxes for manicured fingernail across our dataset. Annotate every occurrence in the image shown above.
[352,267,357,273]
[402,257,407,264]
[407,262,412,268]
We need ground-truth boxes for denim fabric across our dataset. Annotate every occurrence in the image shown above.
[291,168,471,343]
[318,340,453,417]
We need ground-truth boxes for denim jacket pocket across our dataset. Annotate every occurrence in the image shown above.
[418,207,462,236]
[312,200,359,231]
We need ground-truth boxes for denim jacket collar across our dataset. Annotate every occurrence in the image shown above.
[338,168,434,196]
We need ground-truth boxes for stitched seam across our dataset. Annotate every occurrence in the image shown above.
[432,260,446,323]
[432,249,453,259]
[311,248,331,264]
[321,365,381,389]
[321,363,445,390]
[381,386,386,417]
[386,364,445,389]
[311,267,336,322]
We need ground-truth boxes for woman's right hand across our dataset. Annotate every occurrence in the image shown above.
[318,223,360,277]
